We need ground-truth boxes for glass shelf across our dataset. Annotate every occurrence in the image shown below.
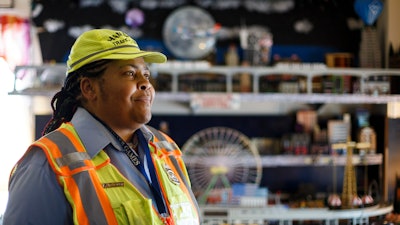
[154,92,400,104]
[10,63,400,105]
[183,153,382,167]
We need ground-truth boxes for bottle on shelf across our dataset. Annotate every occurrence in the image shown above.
[356,109,376,154]
[225,43,239,66]
[343,113,352,142]
[239,60,252,92]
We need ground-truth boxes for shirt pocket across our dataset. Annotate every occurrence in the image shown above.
[168,194,199,225]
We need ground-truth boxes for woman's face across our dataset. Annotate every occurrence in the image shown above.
[86,57,155,136]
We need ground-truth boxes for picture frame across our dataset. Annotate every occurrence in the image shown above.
[0,0,14,8]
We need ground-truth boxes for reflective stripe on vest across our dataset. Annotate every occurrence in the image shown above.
[34,125,118,225]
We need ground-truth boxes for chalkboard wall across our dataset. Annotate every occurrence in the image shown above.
[32,0,362,65]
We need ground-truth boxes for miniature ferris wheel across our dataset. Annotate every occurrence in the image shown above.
[181,126,262,204]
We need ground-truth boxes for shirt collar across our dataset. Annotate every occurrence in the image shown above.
[140,125,154,143]
[70,107,154,158]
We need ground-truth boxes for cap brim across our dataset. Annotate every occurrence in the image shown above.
[68,50,167,73]
[107,51,167,63]
[139,51,167,63]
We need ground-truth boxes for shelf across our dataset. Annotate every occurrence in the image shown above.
[9,87,60,96]
[9,64,400,115]
[10,90,400,104]
[151,92,395,115]
[260,154,382,167]
[200,204,393,224]
[10,63,400,97]
[12,90,397,116]
[183,153,382,168]
[152,63,400,93]
[155,92,400,104]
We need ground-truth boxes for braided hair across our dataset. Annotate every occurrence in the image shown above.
[42,59,111,136]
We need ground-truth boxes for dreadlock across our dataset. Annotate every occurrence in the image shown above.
[42,59,111,136]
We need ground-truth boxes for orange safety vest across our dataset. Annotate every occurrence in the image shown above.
[31,122,200,225]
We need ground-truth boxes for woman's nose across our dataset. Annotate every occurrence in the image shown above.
[139,82,150,90]
[137,74,152,90]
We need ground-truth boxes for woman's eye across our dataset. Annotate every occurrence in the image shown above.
[126,71,136,78]
[144,73,151,80]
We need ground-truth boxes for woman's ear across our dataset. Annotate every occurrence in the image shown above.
[80,77,97,100]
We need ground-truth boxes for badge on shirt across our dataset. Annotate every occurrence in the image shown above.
[102,182,124,188]
[163,163,180,185]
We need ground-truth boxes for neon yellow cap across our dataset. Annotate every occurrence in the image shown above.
[67,29,167,74]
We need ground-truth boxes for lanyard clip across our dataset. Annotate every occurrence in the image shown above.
[161,213,173,225]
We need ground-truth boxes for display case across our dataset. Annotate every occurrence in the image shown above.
[9,63,400,223]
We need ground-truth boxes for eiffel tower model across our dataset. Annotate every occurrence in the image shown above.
[341,141,358,208]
